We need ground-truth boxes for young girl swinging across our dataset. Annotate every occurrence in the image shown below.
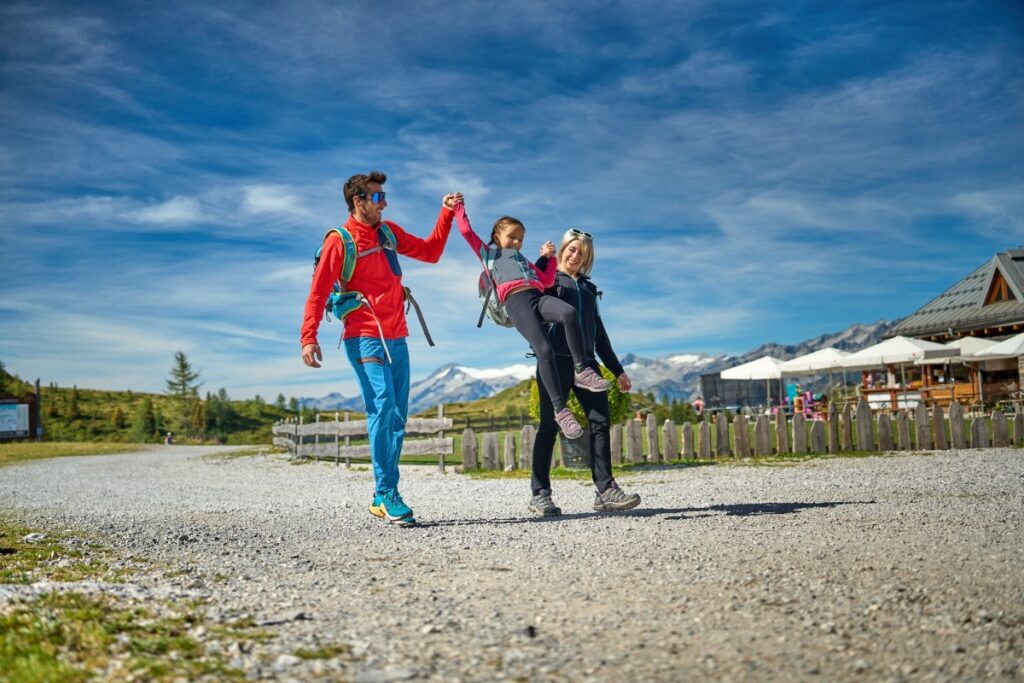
[453,201,610,439]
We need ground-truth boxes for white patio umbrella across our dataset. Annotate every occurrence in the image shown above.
[780,347,852,403]
[970,331,1024,360]
[720,356,786,407]
[841,336,957,408]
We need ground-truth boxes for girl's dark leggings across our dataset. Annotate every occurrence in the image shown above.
[504,289,586,412]
[531,353,613,494]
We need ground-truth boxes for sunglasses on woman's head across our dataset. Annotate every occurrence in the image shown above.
[569,228,592,239]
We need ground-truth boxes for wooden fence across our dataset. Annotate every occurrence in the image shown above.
[274,400,1022,472]
[272,406,454,471]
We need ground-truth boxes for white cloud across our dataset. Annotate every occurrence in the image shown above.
[130,196,204,225]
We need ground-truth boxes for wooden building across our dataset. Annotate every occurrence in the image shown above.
[890,247,1024,409]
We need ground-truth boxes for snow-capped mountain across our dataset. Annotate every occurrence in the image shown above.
[297,320,898,411]
[406,363,535,413]
[298,362,536,414]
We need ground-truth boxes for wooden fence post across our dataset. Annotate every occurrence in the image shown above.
[877,413,894,451]
[520,424,535,471]
[775,411,789,455]
[753,415,771,457]
[792,414,807,453]
[646,414,661,463]
[610,424,623,465]
[482,432,500,470]
[841,404,854,451]
[949,402,966,449]
[856,399,873,452]
[296,416,303,459]
[503,432,516,470]
[715,413,730,458]
[662,420,678,462]
[970,417,989,448]
[733,415,750,458]
[828,403,840,453]
[932,405,948,450]
[809,419,825,453]
[1015,413,1024,447]
[698,420,711,459]
[437,406,447,472]
[896,411,911,451]
[991,411,1010,448]
[627,420,644,463]
[343,412,352,468]
[681,422,694,459]
[462,427,477,470]
[915,403,931,450]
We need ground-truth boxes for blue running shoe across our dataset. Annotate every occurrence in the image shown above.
[369,490,416,526]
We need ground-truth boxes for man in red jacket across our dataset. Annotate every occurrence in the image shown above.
[301,170,461,526]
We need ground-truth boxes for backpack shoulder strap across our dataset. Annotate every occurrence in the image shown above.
[317,228,358,288]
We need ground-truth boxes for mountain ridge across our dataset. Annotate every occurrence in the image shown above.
[298,319,899,412]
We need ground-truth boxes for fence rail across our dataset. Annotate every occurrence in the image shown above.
[273,400,1023,472]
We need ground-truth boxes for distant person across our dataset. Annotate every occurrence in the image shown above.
[301,170,461,527]
[164,432,173,445]
[529,228,640,516]
[451,201,610,443]
[693,395,705,417]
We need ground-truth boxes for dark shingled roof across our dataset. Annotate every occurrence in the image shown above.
[890,248,1024,339]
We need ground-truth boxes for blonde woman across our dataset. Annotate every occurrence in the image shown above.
[529,229,641,516]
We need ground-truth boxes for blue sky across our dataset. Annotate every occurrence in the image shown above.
[2,0,1023,400]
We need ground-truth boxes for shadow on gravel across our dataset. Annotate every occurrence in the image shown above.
[418,500,873,527]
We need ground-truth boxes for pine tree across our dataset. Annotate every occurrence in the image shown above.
[276,394,286,410]
[68,385,81,419]
[111,405,127,429]
[288,397,299,412]
[131,397,157,441]
[165,351,202,434]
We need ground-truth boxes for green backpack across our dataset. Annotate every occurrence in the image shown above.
[313,225,434,349]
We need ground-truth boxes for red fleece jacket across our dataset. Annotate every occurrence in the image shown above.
[301,208,454,346]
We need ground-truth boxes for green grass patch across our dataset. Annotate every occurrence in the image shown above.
[0,517,257,682]
[0,592,247,682]
[294,643,351,660]
[0,518,123,585]
[0,442,143,467]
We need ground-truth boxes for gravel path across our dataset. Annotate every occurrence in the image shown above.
[2,446,1022,682]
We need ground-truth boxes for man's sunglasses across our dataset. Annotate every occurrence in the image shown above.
[359,191,387,203]
[569,228,592,239]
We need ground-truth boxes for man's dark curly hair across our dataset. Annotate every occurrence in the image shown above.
[343,171,387,213]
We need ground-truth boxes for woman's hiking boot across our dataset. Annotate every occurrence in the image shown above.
[573,365,611,393]
[369,489,417,526]
[554,408,584,439]
[528,489,562,517]
[593,481,641,512]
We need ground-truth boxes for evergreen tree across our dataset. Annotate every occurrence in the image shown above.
[276,394,286,410]
[0,360,6,394]
[68,385,81,419]
[165,351,202,434]
[131,397,157,441]
[288,396,299,412]
[111,405,127,429]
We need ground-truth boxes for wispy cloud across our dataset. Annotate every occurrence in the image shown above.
[2,0,1022,399]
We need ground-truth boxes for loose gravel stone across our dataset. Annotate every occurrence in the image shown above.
[1,445,1022,681]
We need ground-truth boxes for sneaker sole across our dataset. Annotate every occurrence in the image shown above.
[594,496,641,512]
[527,504,562,517]
[369,504,416,525]
[574,381,611,393]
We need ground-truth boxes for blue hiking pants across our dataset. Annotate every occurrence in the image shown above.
[343,336,409,494]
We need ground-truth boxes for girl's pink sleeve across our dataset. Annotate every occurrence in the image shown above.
[453,203,485,256]
[535,255,557,287]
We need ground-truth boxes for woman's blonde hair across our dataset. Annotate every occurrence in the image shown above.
[491,216,525,244]
[558,229,594,275]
